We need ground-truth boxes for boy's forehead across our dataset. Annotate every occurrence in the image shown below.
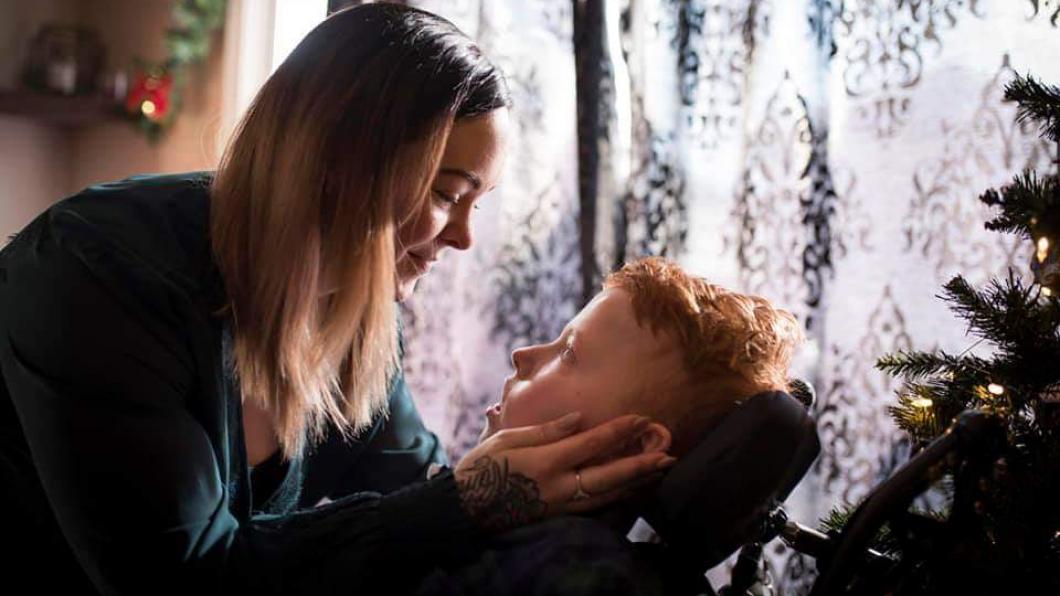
[579,289,676,356]
[578,289,686,401]
[576,289,636,331]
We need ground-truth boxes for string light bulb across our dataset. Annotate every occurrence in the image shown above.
[140,100,156,116]
[987,383,1005,396]
[1037,237,1051,263]
[1044,287,1054,297]
[911,397,934,408]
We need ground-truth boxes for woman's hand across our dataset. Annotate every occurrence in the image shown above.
[454,412,677,535]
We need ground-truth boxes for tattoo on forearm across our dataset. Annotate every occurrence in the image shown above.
[456,456,547,533]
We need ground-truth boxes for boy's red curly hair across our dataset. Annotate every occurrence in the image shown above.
[604,257,804,454]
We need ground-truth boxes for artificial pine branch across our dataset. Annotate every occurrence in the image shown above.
[1004,74,1060,144]
[876,350,957,380]
[819,505,899,555]
[888,376,988,440]
[980,171,1059,238]
[939,275,1007,342]
[819,505,948,558]
[940,273,1053,352]
[888,389,945,439]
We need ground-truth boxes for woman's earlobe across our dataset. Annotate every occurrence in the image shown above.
[638,422,672,454]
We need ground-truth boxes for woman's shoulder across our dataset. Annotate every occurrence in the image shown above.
[50,171,214,237]
[76,170,213,192]
[2,171,221,311]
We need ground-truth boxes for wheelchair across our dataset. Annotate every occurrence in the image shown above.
[640,381,1007,595]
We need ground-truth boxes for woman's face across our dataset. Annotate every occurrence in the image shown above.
[394,109,511,301]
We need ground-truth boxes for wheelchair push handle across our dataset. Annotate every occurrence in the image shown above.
[807,410,1006,596]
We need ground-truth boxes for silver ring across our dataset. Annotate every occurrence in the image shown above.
[570,470,591,501]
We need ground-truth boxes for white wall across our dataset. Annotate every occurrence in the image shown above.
[0,0,226,241]
[0,0,76,240]
[0,0,327,242]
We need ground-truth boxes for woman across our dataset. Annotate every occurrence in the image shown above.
[0,4,673,595]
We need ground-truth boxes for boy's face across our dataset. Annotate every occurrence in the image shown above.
[484,288,685,438]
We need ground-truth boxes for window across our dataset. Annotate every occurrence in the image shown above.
[220,0,328,143]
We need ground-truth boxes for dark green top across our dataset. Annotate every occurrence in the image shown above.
[0,172,482,595]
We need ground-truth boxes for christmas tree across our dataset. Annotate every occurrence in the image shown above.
[817,74,1060,594]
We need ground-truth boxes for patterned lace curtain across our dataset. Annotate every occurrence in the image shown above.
[399,0,1059,589]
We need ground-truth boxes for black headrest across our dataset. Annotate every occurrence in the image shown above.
[641,390,820,571]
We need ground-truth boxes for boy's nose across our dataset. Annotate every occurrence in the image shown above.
[511,347,530,377]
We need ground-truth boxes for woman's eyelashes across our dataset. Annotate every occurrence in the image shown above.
[432,189,482,210]
[433,189,459,207]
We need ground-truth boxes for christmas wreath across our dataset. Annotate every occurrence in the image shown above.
[125,0,225,140]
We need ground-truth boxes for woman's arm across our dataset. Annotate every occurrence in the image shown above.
[0,231,480,595]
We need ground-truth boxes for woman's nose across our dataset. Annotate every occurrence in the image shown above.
[439,208,473,251]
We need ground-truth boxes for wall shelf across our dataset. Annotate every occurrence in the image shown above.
[0,90,122,128]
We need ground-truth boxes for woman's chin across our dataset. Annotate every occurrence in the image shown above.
[395,276,420,302]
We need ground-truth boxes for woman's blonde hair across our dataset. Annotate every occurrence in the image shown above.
[604,257,804,454]
[210,4,510,461]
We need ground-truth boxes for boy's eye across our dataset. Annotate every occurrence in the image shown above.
[560,346,576,363]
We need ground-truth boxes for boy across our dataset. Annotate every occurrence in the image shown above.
[482,256,803,463]
[419,257,803,594]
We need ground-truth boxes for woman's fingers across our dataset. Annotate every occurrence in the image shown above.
[574,450,677,496]
[557,468,668,514]
[489,411,584,450]
[545,414,653,467]
[455,413,678,532]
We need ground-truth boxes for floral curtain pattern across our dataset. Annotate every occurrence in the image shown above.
[396,0,1059,590]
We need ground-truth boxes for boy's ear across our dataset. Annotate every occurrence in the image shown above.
[637,422,672,454]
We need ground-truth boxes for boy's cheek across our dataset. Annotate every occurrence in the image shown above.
[499,390,543,429]
[506,375,587,426]
[512,397,574,430]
